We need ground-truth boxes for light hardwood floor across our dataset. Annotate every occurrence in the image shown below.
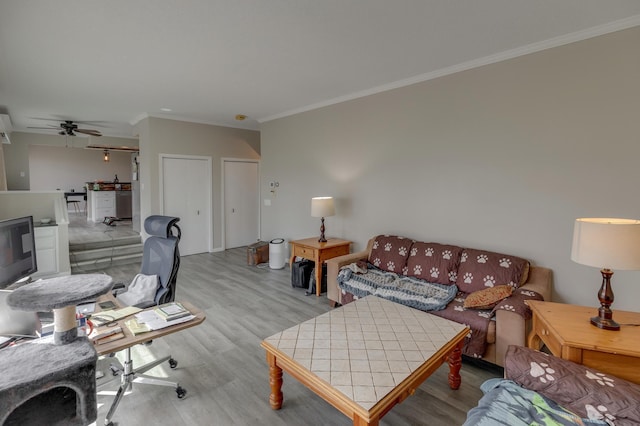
[93,248,500,426]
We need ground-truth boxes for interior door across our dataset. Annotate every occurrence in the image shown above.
[161,156,211,256]
[224,160,259,249]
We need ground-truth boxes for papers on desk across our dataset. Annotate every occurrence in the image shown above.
[125,309,195,335]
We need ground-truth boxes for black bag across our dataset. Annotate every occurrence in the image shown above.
[291,260,314,288]
[306,263,327,296]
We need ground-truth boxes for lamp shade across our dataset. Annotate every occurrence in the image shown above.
[571,218,640,270]
[311,197,335,218]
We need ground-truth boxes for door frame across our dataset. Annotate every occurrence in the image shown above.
[221,157,261,251]
[159,153,213,253]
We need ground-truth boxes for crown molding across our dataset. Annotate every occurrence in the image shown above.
[258,15,640,124]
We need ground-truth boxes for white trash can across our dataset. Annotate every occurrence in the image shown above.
[269,238,286,269]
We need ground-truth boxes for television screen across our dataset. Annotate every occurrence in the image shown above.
[0,216,38,289]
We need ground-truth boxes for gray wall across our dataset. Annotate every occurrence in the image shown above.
[3,132,138,190]
[29,145,132,192]
[260,27,640,311]
[135,117,260,250]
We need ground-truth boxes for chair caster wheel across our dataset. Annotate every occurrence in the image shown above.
[176,386,187,399]
[169,358,178,369]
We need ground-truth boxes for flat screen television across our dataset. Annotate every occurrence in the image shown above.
[0,216,38,289]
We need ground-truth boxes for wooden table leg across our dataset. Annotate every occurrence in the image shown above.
[266,352,283,409]
[315,256,322,296]
[447,341,463,390]
[354,414,378,426]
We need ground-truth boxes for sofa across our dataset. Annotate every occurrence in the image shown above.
[326,235,552,367]
[465,345,640,425]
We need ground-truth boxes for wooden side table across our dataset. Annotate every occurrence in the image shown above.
[527,300,640,384]
[289,237,351,296]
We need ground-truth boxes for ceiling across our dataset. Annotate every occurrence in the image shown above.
[1,1,640,138]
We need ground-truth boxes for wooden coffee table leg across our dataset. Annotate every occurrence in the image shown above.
[267,352,283,409]
[447,341,463,390]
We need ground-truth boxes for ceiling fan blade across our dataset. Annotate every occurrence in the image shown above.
[75,128,102,136]
[27,126,60,130]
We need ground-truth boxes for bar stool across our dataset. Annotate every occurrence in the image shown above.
[67,199,81,213]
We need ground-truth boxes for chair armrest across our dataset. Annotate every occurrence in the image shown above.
[521,266,552,301]
[492,267,551,367]
[326,250,369,305]
[111,282,126,297]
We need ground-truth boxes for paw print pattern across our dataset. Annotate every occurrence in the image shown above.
[410,247,418,256]
[430,267,439,278]
[478,311,491,318]
[585,371,615,387]
[499,258,512,268]
[448,271,457,282]
[425,247,434,257]
[500,304,515,312]
[442,250,452,260]
[463,272,473,284]
[454,305,464,312]
[476,254,488,263]
[384,243,392,252]
[530,361,555,383]
[372,240,379,250]
[461,252,468,263]
[386,261,396,271]
[521,290,536,297]
[398,246,408,256]
[585,404,616,423]
[454,296,465,303]
[483,275,495,287]
[413,265,423,275]
[373,257,381,267]
[401,265,408,275]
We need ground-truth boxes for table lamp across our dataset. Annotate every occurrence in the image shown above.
[571,217,640,331]
[311,197,335,242]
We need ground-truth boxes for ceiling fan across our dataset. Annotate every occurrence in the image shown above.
[28,120,102,137]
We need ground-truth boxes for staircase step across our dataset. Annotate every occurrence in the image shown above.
[69,235,142,252]
[70,243,143,263]
[70,252,143,274]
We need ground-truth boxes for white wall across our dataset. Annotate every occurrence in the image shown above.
[260,27,640,311]
[29,145,132,192]
[3,132,138,190]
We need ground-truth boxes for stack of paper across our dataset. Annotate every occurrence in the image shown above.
[154,302,191,321]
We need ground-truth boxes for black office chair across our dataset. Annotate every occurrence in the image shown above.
[103,215,184,426]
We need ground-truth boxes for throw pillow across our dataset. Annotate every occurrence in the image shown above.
[456,248,529,294]
[505,345,640,425]
[368,235,414,274]
[406,242,463,285]
[463,285,513,310]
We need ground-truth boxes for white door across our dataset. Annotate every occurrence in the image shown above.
[161,156,211,256]
[224,160,259,249]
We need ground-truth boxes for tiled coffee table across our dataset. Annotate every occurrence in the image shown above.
[261,296,469,425]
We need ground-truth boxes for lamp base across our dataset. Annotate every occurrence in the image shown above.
[318,217,327,243]
[590,315,620,331]
[590,268,620,331]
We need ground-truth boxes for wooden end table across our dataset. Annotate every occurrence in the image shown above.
[289,237,351,296]
[527,300,640,384]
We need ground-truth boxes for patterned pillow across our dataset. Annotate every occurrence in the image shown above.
[463,285,513,310]
[456,248,529,294]
[406,242,463,285]
[368,235,414,274]
[505,345,640,425]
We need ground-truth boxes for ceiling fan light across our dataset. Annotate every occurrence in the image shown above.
[103,150,110,162]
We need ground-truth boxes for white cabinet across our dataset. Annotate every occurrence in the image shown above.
[34,226,58,278]
[88,191,116,222]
